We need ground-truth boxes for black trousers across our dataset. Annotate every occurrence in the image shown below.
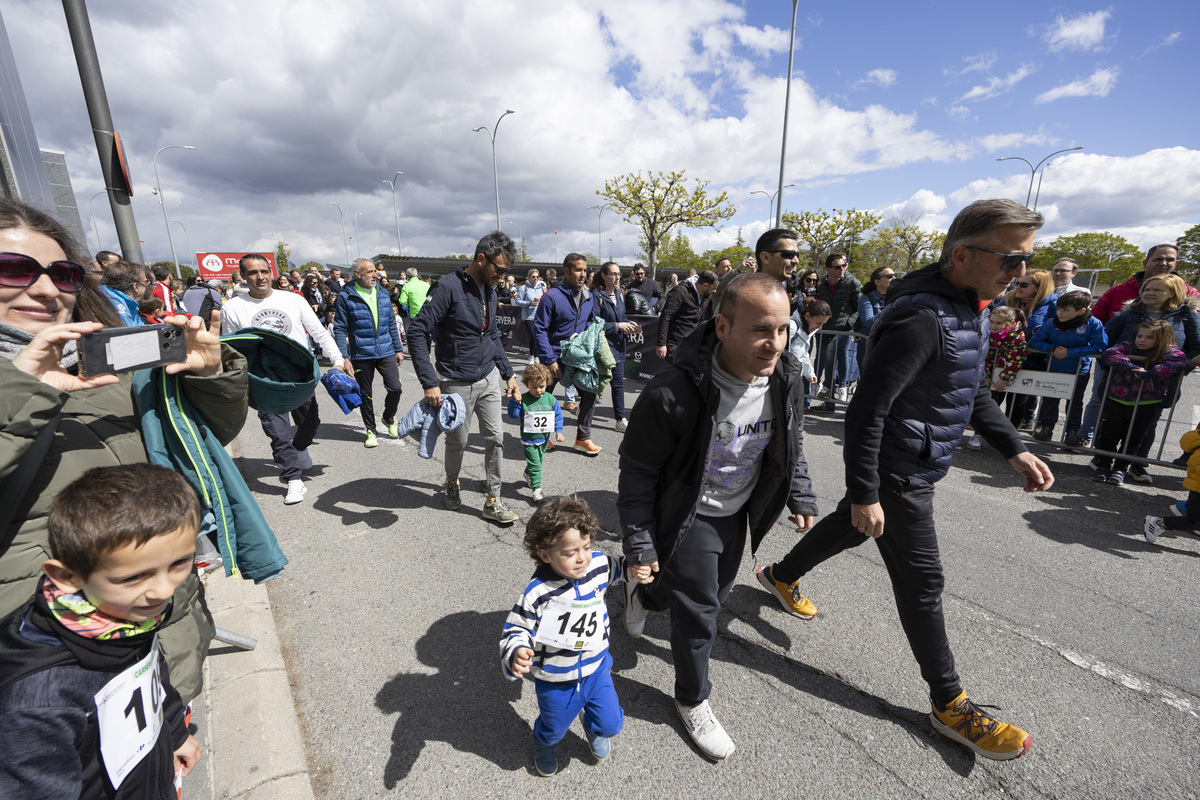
[353,357,402,432]
[773,472,962,706]
[1094,401,1159,473]
[259,394,320,482]
[547,379,597,440]
[640,513,745,705]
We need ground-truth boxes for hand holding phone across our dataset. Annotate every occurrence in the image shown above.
[78,324,187,378]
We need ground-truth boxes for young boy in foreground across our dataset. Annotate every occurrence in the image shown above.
[0,464,203,798]
[499,496,653,776]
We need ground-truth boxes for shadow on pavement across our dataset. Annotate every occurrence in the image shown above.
[311,477,444,528]
[610,583,978,775]
[375,609,527,786]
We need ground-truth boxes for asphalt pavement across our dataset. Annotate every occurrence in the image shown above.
[193,357,1200,799]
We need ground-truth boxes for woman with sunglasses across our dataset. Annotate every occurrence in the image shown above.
[855,266,897,370]
[0,197,249,707]
[997,269,1057,430]
[590,263,640,432]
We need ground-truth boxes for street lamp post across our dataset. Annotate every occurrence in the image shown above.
[775,0,800,228]
[383,171,403,256]
[331,203,349,265]
[354,212,363,259]
[751,184,795,222]
[587,205,607,263]
[473,109,515,231]
[153,144,195,280]
[88,190,106,251]
[996,146,1083,209]
[171,220,191,273]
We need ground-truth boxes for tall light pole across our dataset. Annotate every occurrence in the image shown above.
[587,205,607,262]
[153,144,195,279]
[473,109,515,230]
[171,220,191,272]
[88,190,106,251]
[353,212,363,258]
[507,220,524,242]
[331,203,349,265]
[775,0,800,228]
[751,184,794,222]
[383,171,403,256]
[996,146,1083,209]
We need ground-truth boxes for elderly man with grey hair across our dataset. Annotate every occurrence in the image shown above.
[408,231,521,524]
[758,198,1054,763]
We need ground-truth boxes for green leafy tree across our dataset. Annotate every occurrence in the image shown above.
[299,260,323,273]
[597,170,735,279]
[1176,223,1200,278]
[1031,232,1142,286]
[655,231,705,273]
[518,237,530,263]
[274,242,292,274]
[780,208,882,270]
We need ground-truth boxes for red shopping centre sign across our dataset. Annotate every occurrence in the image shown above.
[196,252,277,279]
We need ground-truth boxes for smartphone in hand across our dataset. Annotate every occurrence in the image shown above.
[78,324,187,378]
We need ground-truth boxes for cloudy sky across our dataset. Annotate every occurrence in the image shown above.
[5,0,1198,267]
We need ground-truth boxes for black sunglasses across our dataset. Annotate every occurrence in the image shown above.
[0,252,87,293]
[486,255,510,274]
[803,277,819,283]
[967,245,1035,272]
[767,249,801,259]
[1013,281,1033,289]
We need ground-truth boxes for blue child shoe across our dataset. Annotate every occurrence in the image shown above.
[533,741,558,776]
[579,711,611,759]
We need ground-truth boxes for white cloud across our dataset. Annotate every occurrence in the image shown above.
[1035,67,1119,104]
[946,105,971,121]
[874,189,947,222]
[854,68,898,89]
[1141,31,1182,56]
[976,132,1053,152]
[960,65,1036,101]
[956,52,996,75]
[1043,10,1111,53]
[732,23,790,55]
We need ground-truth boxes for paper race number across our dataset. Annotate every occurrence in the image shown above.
[533,595,604,651]
[523,412,552,434]
[94,636,165,789]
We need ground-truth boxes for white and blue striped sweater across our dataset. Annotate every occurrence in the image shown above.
[500,552,626,683]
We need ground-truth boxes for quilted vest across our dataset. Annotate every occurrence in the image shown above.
[871,290,987,483]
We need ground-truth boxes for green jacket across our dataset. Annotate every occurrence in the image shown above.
[397,277,431,318]
[0,346,250,702]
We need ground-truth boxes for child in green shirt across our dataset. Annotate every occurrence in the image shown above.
[507,364,565,502]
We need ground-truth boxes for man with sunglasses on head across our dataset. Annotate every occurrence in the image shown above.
[408,231,521,524]
[756,198,1054,763]
[812,252,862,411]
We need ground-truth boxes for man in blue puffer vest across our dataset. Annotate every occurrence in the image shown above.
[334,258,404,449]
[758,199,1055,763]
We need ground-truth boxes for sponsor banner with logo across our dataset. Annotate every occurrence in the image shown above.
[997,367,1077,400]
[196,252,278,280]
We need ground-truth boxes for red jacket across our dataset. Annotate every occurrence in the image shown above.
[151,280,176,314]
[1093,271,1200,323]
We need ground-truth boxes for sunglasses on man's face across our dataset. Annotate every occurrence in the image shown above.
[767,250,801,260]
[0,252,87,293]
[967,245,1035,272]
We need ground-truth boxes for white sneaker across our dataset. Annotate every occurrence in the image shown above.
[285,480,307,505]
[834,385,848,403]
[675,699,736,761]
[1144,515,1165,544]
[965,434,983,451]
[296,448,313,470]
[624,578,648,639]
[532,487,544,503]
[615,418,628,433]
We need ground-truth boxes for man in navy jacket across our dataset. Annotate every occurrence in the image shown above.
[533,254,602,454]
[334,258,404,449]
[408,232,521,524]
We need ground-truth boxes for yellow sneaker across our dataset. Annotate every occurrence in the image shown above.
[755,565,817,619]
[928,691,1032,761]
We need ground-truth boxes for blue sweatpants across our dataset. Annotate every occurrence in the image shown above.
[531,651,624,746]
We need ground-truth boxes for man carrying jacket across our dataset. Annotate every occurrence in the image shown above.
[224,253,352,504]
[408,232,521,524]
[757,199,1055,762]
[334,258,404,449]
[533,254,602,454]
[618,273,817,761]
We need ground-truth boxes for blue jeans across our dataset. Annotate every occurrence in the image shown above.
[532,651,623,746]
[819,332,854,391]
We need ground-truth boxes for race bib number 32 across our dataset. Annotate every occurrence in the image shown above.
[523,412,551,434]
[94,636,165,789]
[533,595,604,651]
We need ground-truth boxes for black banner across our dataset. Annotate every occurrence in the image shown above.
[496,304,667,383]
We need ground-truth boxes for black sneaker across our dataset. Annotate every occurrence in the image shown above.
[1127,466,1153,485]
[1107,470,1126,486]
[1063,430,1082,447]
[1033,425,1054,442]
[1091,469,1109,482]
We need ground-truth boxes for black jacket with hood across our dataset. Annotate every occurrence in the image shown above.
[617,318,817,567]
